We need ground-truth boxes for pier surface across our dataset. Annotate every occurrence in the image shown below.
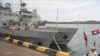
[0,40,48,56]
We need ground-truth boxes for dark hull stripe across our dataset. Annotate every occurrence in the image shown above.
[18,41,23,46]
[9,38,13,42]
[29,44,37,50]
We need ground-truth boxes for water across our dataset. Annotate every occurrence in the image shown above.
[46,24,100,56]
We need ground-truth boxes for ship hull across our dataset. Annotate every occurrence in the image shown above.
[0,27,77,48]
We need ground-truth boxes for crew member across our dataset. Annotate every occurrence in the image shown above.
[29,24,34,30]
[20,23,26,30]
[88,47,98,56]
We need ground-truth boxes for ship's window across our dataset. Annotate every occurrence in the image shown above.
[37,42,42,46]
[2,13,4,15]
[4,13,6,15]
[25,23,27,25]
[12,14,14,16]
[3,13,5,15]
[5,13,8,16]
[29,16,30,18]
[3,23,6,26]
[63,35,68,39]
[23,15,26,18]
[9,13,12,16]
[15,14,17,16]
[0,12,2,15]
[14,14,16,16]
[29,16,32,18]
[9,13,10,16]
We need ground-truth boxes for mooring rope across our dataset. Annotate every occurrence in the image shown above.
[53,36,62,51]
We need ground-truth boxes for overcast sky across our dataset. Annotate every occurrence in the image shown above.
[2,0,100,22]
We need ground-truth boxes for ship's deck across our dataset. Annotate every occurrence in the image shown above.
[0,39,48,56]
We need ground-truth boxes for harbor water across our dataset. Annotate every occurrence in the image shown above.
[46,24,100,56]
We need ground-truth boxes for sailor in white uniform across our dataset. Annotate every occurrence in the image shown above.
[88,47,98,56]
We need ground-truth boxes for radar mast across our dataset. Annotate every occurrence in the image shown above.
[19,0,27,21]
[0,0,2,7]
[20,0,27,11]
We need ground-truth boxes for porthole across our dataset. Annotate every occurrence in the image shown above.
[37,42,42,46]
[3,23,6,26]
[63,35,68,39]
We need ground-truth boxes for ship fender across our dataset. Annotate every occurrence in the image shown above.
[4,36,69,56]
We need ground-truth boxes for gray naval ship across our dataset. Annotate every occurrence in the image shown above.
[0,0,77,50]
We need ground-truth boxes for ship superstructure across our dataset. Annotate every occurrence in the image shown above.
[0,2,18,26]
[19,1,45,27]
[0,0,77,51]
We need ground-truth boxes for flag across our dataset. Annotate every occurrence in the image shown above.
[84,32,87,41]
[91,29,99,35]
[83,32,88,47]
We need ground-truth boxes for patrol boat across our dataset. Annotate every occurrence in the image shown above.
[0,0,77,50]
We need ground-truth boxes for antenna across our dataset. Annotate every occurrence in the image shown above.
[20,0,22,3]
[56,8,59,28]
[77,14,80,28]
[11,0,13,12]
[53,8,62,51]
[20,0,22,9]
[0,0,2,3]
[19,0,23,21]
[34,0,37,9]
[0,0,2,6]
[19,0,27,21]
[20,0,27,10]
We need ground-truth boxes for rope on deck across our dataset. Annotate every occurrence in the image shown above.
[1,34,69,56]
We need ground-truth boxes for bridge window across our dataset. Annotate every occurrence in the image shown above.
[29,16,32,18]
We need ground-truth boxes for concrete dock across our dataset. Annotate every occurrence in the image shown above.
[0,40,48,56]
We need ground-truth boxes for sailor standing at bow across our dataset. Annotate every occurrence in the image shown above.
[88,47,98,56]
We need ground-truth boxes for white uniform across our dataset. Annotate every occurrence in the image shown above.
[88,51,98,56]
